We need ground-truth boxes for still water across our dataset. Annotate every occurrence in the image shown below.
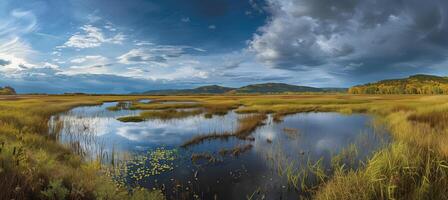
[49,101,389,199]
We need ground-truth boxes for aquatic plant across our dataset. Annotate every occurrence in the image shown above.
[110,148,178,189]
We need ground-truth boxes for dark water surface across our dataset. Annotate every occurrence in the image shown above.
[49,101,389,199]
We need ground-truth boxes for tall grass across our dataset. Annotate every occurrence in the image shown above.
[0,95,165,200]
[117,109,203,122]
[234,114,267,139]
[3,94,448,199]
[181,114,266,147]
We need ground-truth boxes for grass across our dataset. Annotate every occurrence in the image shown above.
[0,95,165,200]
[3,94,448,199]
[219,144,253,157]
[180,132,234,148]
[190,152,220,164]
[117,109,203,122]
[180,114,266,148]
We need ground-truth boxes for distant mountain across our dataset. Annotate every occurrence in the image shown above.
[194,85,235,93]
[0,86,16,95]
[142,85,235,94]
[349,74,448,94]
[141,83,346,95]
[232,83,322,93]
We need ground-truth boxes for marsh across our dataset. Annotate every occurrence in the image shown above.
[50,100,389,199]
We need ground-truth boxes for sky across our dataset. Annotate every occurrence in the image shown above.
[1,0,448,93]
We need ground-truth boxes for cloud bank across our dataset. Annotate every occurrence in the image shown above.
[249,0,448,80]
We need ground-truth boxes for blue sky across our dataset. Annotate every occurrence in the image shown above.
[1,0,448,93]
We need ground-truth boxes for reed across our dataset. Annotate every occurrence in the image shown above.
[117,109,203,122]
[180,132,234,148]
[234,114,267,139]
[3,94,448,199]
[219,144,253,157]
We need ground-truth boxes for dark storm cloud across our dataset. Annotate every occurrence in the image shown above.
[250,0,448,79]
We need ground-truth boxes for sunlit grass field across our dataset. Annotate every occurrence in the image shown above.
[1,94,448,199]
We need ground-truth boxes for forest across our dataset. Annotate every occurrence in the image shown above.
[349,74,448,94]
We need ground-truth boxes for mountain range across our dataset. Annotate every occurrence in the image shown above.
[140,83,347,95]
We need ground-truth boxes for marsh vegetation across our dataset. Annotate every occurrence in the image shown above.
[2,94,448,199]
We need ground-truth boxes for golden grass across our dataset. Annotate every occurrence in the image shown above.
[234,114,267,138]
[2,94,448,199]
[181,114,266,147]
[180,132,234,148]
[0,95,165,200]
[219,144,253,157]
[117,109,203,122]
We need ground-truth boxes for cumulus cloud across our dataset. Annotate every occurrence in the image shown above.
[249,0,448,77]
[63,24,125,49]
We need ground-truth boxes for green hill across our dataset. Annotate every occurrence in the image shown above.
[142,83,346,95]
[193,85,235,93]
[349,74,448,94]
[0,86,16,95]
[142,85,235,94]
[232,83,322,93]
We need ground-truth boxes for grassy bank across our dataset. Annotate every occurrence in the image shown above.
[0,95,165,200]
[2,94,448,199]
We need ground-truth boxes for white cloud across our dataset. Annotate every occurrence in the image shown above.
[148,66,209,81]
[63,24,125,49]
[117,45,204,65]
[117,48,167,65]
[181,17,190,23]
[0,10,37,36]
[134,41,154,46]
[208,25,216,29]
[104,22,117,31]
[61,55,111,75]
[70,55,107,64]
[0,10,39,75]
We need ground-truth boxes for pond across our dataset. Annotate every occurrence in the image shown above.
[49,101,389,199]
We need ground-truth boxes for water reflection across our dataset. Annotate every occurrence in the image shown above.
[50,102,389,199]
